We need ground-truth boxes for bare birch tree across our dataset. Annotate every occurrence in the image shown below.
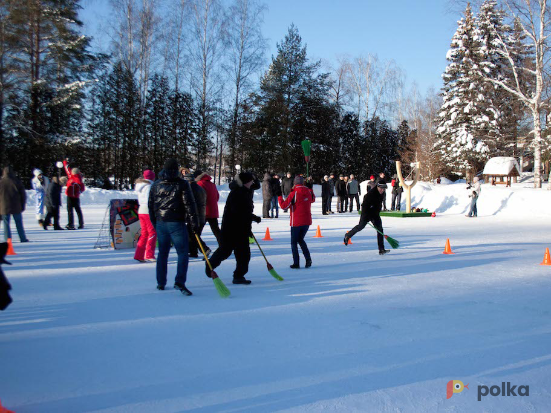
[481,0,551,188]
[224,0,266,169]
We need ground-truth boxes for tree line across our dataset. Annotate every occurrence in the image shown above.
[1,0,550,188]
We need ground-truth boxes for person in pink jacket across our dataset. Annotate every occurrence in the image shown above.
[194,170,221,246]
[134,170,157,262]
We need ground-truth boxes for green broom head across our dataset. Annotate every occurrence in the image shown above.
[384,234,400,249]
[249,237,255,244]
[211,270,231,298]
[267,262,284,281]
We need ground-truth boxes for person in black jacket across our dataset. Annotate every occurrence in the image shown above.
[148,158,200,295]
[321,175,330,215]
[375,172,388,211]
[207,172,261,284]
[0,242,12,311]
[344,180,389,255]
[281,172,293,213]
[43,176,64,230]
[270,174,281,218]
[335,174,347,213]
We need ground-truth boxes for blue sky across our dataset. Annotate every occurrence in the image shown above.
[79,0,461,94]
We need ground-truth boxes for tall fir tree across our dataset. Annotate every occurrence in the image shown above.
[435,3,491,174]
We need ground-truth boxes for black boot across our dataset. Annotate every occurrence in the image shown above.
[233,277,252,285]
[174,282,193,296]
[379,249,390,255]
[305,258,312,268]
[344,234,351,246]
[290,263,300,269]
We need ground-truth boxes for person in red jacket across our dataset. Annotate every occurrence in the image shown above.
[63,159,85,230]
[278,176,315,269]
[194,170,221,246]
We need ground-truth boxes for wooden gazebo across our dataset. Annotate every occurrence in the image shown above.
[482,157,520,187]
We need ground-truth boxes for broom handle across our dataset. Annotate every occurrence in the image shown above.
[195,233,213,271]
[251,233,270,264]
[367,222,386,237]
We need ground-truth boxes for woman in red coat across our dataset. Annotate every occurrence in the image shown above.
[63,160,85,229]
[278,176,315,269]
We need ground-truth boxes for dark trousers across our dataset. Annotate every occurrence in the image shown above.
[271,195,279,218]
[291,225,311,265]
[209,233,250,280]
[67,197,83,227]
[262,198,271,218]
[188,223,207,256]
[207,218,222,245]
[348,212,385,251]
[322,196,328,214]
[337,195,348,212]
[44,206,61,229]
[381,191,387,211]
[326,196,333,212]
[155,220,189,287]
[349,194,360,211]
[391,191,402,211]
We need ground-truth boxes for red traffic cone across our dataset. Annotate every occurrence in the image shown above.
[313,225,323,238]
[6,239,16,256]
[431,211,436,217]
[262,228,273,241]
[443,238,454,255]
[541,248,551,266]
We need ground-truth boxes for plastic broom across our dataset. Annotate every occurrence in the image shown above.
[251,234,284,281]
[195,233,231,298]
[367,223,400,249]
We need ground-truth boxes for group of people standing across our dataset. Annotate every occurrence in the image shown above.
[262,172,314,219]
[321,173,362,214]
[0,160,85,243]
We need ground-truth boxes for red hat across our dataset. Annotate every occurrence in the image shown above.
[143,170,155,181]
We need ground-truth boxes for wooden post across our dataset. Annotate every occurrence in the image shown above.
[396,161,420,213]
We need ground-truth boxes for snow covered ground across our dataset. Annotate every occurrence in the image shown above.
[1,178,551,412]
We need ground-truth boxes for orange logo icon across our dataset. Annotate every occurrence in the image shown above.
[447,380,469,399]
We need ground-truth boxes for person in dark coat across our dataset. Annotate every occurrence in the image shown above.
[390,174,403,211]
[195,170,221,245]
[180,168,208,258]
[270,174,281,218]
[367,175,377,190]
[327,173,336,213]
[305,176,314,189]
[0,166,28,242]
[344,180,389,255]
[321,175,330,215]
[335,174,347,213]
[261,172,272,218]
[207,172,261,285]
[282,172,294,198]
[43,176,64,230]
[0,242,12,311]
[148,159,200,295]
[376,172,388,211]
[347,174,361,212]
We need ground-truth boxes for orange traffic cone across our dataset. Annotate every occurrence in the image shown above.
[431,211,436,217]
[443,238,454,255]
[313,225,323,238]
[262,227,273,241]
[343,232,352,245]
[6,239,16,256]
[541,248,551,266]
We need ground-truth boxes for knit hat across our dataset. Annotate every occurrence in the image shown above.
[33,168,43,177]
[239,171,254,185]
[339,174,344,178]
[294,176,304,185]
[164,158,179,171]
[377,180,388,189]
[324,175,328,179]
[143,170,155,181]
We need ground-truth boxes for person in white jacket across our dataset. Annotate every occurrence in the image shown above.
[31,169,50,225]
[466,176,482,218]
[134,170,157,262]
